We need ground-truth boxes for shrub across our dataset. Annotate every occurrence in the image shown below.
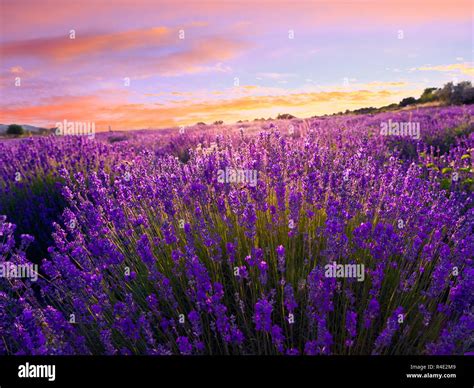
[108,135,129,143]
[399,97,417,107]
[277,113,296,120]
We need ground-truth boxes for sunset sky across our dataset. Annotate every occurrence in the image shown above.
[0,0,473,130]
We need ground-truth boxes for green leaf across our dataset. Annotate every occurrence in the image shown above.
[440,178,451,190]
[441,167,453,174]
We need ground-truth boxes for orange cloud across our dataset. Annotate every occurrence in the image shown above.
[416,63,474,77]
[9,66,23,74]
[0,87,419,130]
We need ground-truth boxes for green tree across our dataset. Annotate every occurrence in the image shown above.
[6,124,24,135]
[436,82,454,103]
[452,81,474,104]
[419,87,438,103]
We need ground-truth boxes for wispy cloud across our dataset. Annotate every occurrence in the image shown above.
[256,72,297,80]
[413,63,474,77]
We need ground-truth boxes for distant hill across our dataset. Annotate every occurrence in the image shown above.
[330,81,474,117]
[0,124,51,135]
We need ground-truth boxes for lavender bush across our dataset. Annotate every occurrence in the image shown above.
[0,106,472,355]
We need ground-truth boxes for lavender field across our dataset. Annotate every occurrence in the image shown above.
[0,106,473,355]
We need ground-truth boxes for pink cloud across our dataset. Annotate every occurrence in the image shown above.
[1,27,172,61]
